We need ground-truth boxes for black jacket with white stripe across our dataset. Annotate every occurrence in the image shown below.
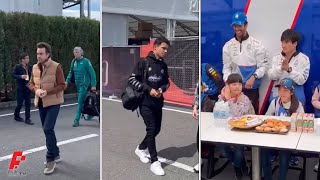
[129,51,170,108]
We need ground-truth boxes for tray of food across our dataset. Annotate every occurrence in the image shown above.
[228,116,264,129]
[255,118,290,134]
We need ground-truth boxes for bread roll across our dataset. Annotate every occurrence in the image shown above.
[264,127,272,132]
[256,126,263,131]
[280,128,288,133]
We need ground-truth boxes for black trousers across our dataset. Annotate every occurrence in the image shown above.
[14,89,31,120]
[139,105,162,163]
[243,88,259,114]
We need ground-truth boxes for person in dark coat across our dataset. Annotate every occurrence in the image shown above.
[12,52,33,125]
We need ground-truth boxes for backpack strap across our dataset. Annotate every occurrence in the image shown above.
[135,59,149,117]
[143,59,149,83]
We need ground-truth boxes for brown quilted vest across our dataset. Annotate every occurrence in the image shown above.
[32,59,64,107]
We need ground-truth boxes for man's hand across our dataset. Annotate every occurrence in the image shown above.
[149,89,159,97]
[245,76,255,89]
[21,75,27,79]
[155,88,162,98]
[192,106,198,119]
[201,84,205,93]
[39,90,47,98]
[91,86,96,91]
[35,89,43,97]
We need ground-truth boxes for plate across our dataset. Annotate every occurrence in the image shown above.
[228,116,263,129]
[254,118,291,134]
[255,130,289,135]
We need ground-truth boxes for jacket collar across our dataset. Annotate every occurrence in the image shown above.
[38,58,52,68]
[20,62,27,68]
[234,32,249,43]
[281,51,300,58]
[147,51,164,62]
[75,56,83,61]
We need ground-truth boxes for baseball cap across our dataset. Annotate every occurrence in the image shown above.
[231,12,247,26]
[275,78,295,90]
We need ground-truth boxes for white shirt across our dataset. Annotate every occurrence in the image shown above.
[268,52,309,84]
[222,35,269,81]
[268,52,310,98]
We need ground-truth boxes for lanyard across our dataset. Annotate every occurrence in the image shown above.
[21,64,28,76]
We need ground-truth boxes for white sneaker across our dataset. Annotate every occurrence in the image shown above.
[314,163,319,172]
[135,145,150,163]
[193,163,199,173]
[44,156,61,165]
[150,161,165,176]
[44,161,56,175]
[157,156,166,162]
[145,151,166,162]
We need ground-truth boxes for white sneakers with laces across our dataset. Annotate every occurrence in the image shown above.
[150,161,165,176]
[135,145,166,175]
[135,145,150,163]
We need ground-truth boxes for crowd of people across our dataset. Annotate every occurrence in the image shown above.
[196,12,317,180]
[12,43,97,175]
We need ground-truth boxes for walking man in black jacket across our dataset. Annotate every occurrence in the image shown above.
[13,52,33,125]
[129,37,170,176]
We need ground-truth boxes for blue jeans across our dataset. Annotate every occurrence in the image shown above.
[39,104,60,162]
[223,145,245,168]
[261,149,290,180]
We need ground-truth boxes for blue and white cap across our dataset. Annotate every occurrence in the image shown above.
[275,78,295,91]
[231,12,247,26]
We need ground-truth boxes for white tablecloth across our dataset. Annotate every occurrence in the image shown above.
[201,112,302,150]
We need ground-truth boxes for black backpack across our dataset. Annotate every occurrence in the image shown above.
[121,60,149,111]
[82,91,100,117]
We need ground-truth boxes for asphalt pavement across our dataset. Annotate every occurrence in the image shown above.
[102,98,199,180]
[0,99,100,180]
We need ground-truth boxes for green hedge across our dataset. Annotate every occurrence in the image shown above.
[0,12,100,102]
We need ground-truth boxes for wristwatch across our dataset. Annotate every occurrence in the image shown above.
[253,73,258,79]
[287,67,292,73]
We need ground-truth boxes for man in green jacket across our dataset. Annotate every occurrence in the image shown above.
[66,47,97,127]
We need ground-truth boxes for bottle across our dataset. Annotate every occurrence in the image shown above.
[316,119,320,136]
[290,113,297,132]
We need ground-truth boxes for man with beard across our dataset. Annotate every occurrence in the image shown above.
[29,42,66,174]
[222,12,269,115]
